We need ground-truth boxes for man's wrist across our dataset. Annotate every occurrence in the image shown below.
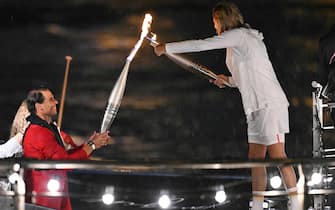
[87,140,96,150]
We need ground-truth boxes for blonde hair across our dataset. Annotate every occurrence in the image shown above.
[10,100,30,138]
[212,1,245,32]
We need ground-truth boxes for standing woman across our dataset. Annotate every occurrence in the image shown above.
[154,1,301,209]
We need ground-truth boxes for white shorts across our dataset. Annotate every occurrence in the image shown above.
[247,106,289,145]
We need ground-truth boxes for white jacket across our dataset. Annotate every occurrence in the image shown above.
[0,133,22,158]
[166,28,289,116]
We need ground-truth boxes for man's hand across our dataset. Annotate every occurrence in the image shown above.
[154,44,166,56]
[89,131,112,149]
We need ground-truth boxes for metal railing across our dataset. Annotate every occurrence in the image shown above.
[0,157,335,209]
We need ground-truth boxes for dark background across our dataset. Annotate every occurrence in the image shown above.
[0,0,334,161]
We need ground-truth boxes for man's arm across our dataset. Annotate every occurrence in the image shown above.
[24,126,88,160]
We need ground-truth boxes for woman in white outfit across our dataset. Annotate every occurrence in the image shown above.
[154,1,302,210]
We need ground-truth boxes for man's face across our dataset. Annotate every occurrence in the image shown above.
[36,90,58,118]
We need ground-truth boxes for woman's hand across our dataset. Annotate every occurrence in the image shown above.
[210,74,229,88]
[154,44,166,56]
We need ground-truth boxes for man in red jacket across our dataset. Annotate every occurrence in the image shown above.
[23,86,111,210]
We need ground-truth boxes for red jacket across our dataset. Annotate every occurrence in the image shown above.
[23,114,89,210]
[23,115,88,160]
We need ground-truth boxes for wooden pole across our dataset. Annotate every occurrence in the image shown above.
[57,56,72,129]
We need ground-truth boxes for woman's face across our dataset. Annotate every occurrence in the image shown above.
[213,17,222,35]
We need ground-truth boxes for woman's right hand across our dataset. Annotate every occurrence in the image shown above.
[210,74,229,88]
[154,44,166,56]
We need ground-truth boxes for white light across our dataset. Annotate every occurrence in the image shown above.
[263,201,269,208]
[215,190,227,203]
[270,175,282,189]
[102,193,115,205]
[324,176,333,183]
[311,172,322,185]
[13,163,20,172]
[307,180,314,186]
[158,194,171,209]
[47,178,60,192]
[8,172,19,184]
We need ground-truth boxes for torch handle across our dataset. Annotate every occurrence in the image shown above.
[146,34,231,86]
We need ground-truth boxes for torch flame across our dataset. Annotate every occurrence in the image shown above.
[141,13,152,39]
[127,13,153,61]
[101,13,154,132]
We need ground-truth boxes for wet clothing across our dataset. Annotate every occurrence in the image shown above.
[23,114,89,210]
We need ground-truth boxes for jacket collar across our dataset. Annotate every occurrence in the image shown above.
[26,113,51,128]
[26,114,65,148]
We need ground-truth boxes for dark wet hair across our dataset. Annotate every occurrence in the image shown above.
[212,1,246,31]
[26,86,51,113]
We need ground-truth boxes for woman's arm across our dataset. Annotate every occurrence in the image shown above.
[165,29,243,54]
[0,133,23,158]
